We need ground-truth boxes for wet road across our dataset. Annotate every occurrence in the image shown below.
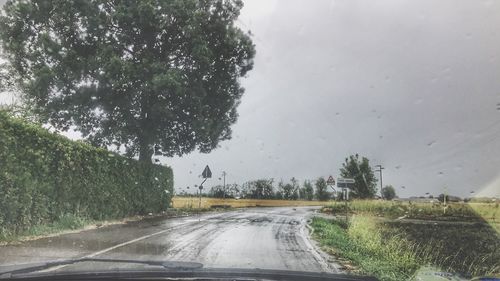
[0,207,340,273]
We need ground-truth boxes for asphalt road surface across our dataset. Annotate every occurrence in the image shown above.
[0,207,341,273]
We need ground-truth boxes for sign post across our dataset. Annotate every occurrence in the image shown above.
[327,176,336,194]
[336,178,355,223]
[198,165,212,211]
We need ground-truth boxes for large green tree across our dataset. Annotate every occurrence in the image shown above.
[315,177,329,201]
[0,0,255,162]
[339,154,377,198]
[302,180,314,201]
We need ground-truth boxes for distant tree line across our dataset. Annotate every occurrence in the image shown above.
[202,177,333,201]
[179,154,404,201]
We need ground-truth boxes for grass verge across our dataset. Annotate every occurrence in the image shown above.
[311,216,425,281]
[0,208,230,245]
[0,214,94,244]
[310,216,499,281]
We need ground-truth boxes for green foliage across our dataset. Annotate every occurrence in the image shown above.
[340,154,377,198]
[278,177,299,200]
[315,177,329,201]
[301,180,314,201]
[0,0,255,162]
[381,185,396,200]
[209,185,226,198]
[0,111,173,238]
[242,179,274,199]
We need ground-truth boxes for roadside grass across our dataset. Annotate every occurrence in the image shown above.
[313,200,500,280]
[172,196,331,209]
[311,216,427,281]
[0,214,94,244]
[0,208,225,244]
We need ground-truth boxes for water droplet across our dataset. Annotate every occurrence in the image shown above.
[427,141,436,147]
[395,165,402,169]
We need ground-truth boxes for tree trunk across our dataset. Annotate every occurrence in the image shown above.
[138,137,153,164]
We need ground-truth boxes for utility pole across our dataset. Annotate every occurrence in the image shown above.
[375,165,384,198]
[222,171,227,199]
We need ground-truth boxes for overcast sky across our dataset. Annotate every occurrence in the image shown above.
[1,0,499,198]
[166,0,500,198]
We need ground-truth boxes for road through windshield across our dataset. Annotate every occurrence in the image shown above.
[0,1,499,281]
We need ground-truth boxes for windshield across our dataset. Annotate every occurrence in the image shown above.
[0,1,499,281]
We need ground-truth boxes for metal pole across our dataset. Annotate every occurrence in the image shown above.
[344,188,348,224]
[376,165,384,198]
[198,178,207,210]
[222,171,226,199]
[379,169,383,196]
[198,190,201,209]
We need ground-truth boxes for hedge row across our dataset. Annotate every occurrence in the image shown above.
[0,111,173,237]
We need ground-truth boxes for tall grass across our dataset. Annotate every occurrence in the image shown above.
[311,215,499,281]
[312,216,425,280]
[0,214,93,243]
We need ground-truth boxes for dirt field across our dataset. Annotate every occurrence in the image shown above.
[171,196,331,208]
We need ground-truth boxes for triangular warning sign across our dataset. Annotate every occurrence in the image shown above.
[202,165,212,178]
[327,175,335,185]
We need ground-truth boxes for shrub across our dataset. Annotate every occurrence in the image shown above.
[0,111,173,237]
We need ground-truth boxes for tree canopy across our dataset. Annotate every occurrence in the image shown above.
[381,185,396,200]
[339,154,377,198]
[301,180,314,201]
[315,177,329,201]
[0,0,255,162]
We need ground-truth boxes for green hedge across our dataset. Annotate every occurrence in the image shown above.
[0,111,173,237]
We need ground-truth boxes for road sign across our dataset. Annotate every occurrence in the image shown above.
[337,178,355,188]
[337,178,355,183]
[327,176,335,185]
[202,165,212,178]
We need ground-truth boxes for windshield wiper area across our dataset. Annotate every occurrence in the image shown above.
[0,257,203,278]
[0,259,378,281]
